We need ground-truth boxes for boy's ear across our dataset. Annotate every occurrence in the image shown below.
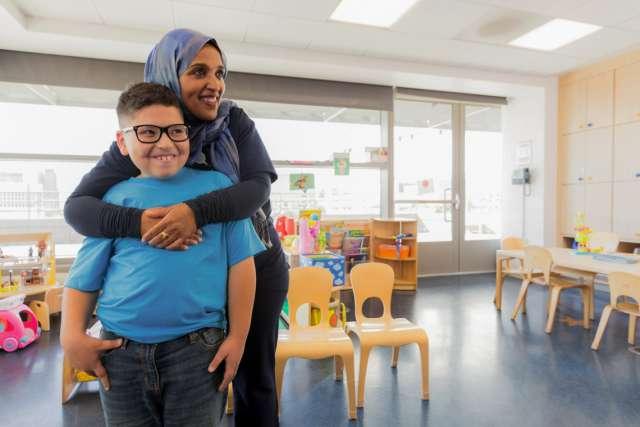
[115,131,129,156]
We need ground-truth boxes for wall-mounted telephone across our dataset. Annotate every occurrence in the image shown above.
[512,167,530,185]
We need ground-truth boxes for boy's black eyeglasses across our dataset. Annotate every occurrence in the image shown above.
[121,124,190,144]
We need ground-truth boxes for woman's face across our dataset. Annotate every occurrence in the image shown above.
[179,45,226,121]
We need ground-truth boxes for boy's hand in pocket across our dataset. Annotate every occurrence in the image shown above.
[208,335,246,392]
[62,333,122,391]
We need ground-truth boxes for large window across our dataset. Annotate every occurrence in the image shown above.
[238,100,386,217]
[0,83,120,257]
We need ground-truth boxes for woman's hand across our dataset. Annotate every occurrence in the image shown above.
[141,203,200,250]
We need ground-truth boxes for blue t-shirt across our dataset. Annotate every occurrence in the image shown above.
[66,168,265,343]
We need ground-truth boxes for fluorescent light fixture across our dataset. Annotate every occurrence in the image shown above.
[509,19,602,51]
[330,0,420,28]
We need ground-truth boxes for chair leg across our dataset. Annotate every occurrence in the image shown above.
[275,356,287,415]
[545,287,562,334]
[628,314,637,346]
[342,353,357,420]
[581,287,591,330]
[391,346,400,368]
[522,288,528,315]
[357,345,371,408]
[61,355,77,404]
[334,355,344,381]
[417,337,430,400]
[591,305,613,350]
[29,300,50,332]
[511,279,530,321]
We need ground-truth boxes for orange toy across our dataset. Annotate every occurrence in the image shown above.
[377,244,410,259]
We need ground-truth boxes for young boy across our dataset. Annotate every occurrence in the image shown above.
[61,82,264,426]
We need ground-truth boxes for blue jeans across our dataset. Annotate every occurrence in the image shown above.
[99,327,226,427]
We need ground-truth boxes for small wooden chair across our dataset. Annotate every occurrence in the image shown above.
[511,246,592,334]
[275,267,356,420]
[495,236,531,312]
[591,272,640,350]
[345,263,429,408]
[29,286,63,331]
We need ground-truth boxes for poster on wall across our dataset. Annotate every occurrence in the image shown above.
[516,140,532,166]
[417,178,434,194]
[289,173,315,191]
[332,152,350,176]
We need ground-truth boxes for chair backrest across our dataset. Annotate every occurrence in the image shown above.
[522,246,552,283]
[287,267,333,332]
[501,236,525,250]
[608,272,640,308]
[349,262,394,323]
[590,231,619,252]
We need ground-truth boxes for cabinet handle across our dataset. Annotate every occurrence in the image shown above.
[578,177,583,181]
[587,122,593,127]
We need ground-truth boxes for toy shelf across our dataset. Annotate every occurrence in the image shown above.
[370,219,418,291]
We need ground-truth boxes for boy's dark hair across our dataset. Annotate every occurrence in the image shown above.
[116,82,181,126]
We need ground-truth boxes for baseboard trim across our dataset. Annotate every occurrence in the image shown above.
[419,270,495,278]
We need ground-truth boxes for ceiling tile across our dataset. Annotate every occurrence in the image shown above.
[307,21,389,56]
[173,0,255,12]
[471,0,589,18]
[565,0,640,26]
[393,0,501,39]
[16,0,102,23]
[244,13,319,49]
[252,0,341,21]
[172,1,249,42]
[93,0,173,31]
[555,27,640,59]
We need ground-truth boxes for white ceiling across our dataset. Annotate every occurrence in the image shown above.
[2,0,640,93]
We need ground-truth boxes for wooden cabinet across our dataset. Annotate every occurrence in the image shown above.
[560,127,612,184]
[561,183,612,234]
[586,71,614,129]
[585,183,612,232]
[613,122,640,182]
[370,219,417,291]
[559,80,587,134]
[613,181,640,239]
[614,61,640,125]
[559,71,613,134]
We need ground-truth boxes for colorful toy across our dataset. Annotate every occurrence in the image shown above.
[300,253,346,286]
[574,212,593,253]
[0,294,41,352]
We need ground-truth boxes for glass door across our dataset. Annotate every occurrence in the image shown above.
[394,100,461,274]
[393,100,504,275]
[460,105,503,271]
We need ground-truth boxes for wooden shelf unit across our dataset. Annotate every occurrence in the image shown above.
[370,219,418,291]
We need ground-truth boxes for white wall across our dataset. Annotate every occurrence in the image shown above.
[501,80,558,246]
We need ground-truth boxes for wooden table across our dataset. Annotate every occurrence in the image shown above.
[0,283,63,331]
[495,248,640,314]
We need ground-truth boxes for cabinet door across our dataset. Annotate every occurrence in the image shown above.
[585,182,612,232]
[584,127,613,183]
[562,184,585,235]
[615,61,640,125]
[560,133,585,184]
[613,181,640,239]
[559,80,587,134]
[586,71,614,129]
[613,122,640,182]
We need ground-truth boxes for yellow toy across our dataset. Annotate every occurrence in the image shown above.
[574,212,593,253]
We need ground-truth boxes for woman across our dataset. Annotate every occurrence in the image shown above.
[64,28,288,427]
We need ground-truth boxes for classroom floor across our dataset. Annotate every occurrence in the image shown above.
[2,273,639,427]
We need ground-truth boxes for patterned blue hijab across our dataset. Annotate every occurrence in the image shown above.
[144,28,240,183]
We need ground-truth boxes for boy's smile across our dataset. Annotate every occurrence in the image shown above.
[116,105,189,179]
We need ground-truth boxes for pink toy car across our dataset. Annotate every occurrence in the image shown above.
[0,295,41,352]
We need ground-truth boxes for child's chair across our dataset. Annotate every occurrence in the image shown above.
[345,263,429,408]
[29,286,63,331]
[275,267,356,420]
[495,236,527,311]
[511,246,592,334]
[591,272,640,350]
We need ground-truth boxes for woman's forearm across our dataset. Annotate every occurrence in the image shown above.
[184,174,271,227]
[64,196,143,238]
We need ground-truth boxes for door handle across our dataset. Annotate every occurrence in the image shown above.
[443,187,452,223]
[454,193,460,210]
